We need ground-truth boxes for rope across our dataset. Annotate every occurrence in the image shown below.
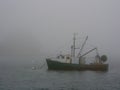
[32,62,46,70]
[39,62,46,69]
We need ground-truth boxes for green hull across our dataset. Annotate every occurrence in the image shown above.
[46,59,108,71]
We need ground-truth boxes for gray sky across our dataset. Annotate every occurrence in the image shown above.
[0,0,120,60]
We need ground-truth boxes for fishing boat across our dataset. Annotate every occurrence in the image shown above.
[46,34,108,71]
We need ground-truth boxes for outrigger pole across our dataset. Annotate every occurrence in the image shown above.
[77,36,88,58]
[80,48,97,58]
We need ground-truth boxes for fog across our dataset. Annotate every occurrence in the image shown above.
[0,0,120,63]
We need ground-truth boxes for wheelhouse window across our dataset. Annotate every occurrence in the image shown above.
[66,57,70,59]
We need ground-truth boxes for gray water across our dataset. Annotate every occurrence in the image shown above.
[0,57,120,90]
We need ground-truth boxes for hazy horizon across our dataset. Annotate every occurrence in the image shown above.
[0,0,120,62]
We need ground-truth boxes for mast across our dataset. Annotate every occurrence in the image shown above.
[73,33,76,61]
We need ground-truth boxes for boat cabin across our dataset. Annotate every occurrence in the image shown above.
[56,54,72,63]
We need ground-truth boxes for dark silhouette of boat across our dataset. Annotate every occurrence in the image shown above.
[46,34,108,71]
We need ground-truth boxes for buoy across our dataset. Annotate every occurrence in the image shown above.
[32,66,36,70]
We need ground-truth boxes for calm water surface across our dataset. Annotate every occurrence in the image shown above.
[0,57,120,90]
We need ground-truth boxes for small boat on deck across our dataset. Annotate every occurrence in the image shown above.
[46,34,108,71]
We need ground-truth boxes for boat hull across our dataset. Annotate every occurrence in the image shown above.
[46,59,108,71]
